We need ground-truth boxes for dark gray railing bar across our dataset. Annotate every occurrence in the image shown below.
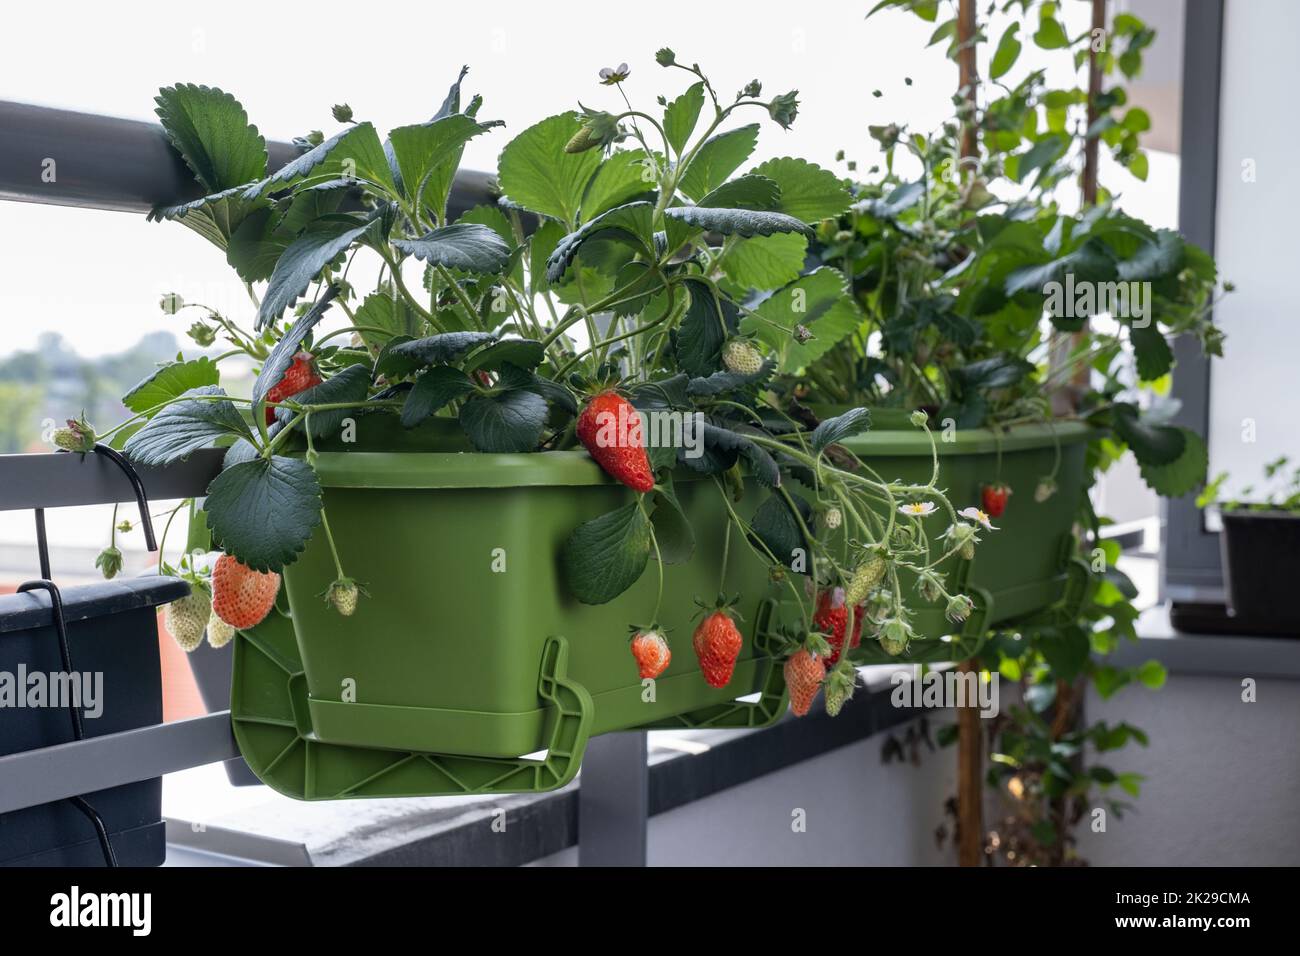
[0,448,224,512]
[0,712,241,815]
[0,100,498,218]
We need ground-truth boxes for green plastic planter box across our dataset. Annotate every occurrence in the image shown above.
[231,445,790,801]
[832,419,1094,662]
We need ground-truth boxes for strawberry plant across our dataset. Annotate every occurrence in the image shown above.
[74,59,1012,722]
[847,0,1230,866]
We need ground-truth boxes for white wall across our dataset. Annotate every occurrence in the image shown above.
[1078,674,1300,866]
[1207,0,1300,497]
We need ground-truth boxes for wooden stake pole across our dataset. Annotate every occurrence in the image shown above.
[955,0,984,869]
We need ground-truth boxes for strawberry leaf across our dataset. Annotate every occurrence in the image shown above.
[400,366,476,428]
[252,285,340,408]
[256,220,369,329]
[458,377,548,452]
[124,386,251,466]
[385,331,497,370]
[274,364,372,437]
[1112,403,1185,466]
[122,357,220,415]
[561,501,651,605]
[811,407,872,452]
[676,278,732,377]
[664,206,813,239]
[154,83,267,194]
[204,455,322,572]
[748,492,812,568]
[393,222,511,275]
[677,124,759,201]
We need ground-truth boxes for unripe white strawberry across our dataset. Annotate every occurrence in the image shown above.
[206,612,236,649]
[721,338,764,376]
[165,586,211,653]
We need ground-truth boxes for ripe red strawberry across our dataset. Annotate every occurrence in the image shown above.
[576,390,655,493]
[981,482,1011,519]
[211,553,281,629]
[813,588,864,666]
[692,609,743,688]
[264,351,322,425]
[784,647,826,717]
[630,629,672,679]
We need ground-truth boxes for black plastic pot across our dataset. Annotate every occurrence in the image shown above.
[0,576,185,866]
[1219,510,1300,633]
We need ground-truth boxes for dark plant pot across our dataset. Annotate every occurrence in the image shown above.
[0,576,184,866]
[1219,510,1300,633]
[187,639,261,787]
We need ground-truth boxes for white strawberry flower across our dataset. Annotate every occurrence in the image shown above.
[958,507,998,531]
[898,501,937,517]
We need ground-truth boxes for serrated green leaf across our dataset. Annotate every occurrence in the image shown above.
[1113,403,1186,466]
[528,219,567,290]
[222,189,344,282]
[256,220,369,329]
[125,386,251,466]
[204,455,322,572]
[720,232,808,290]
[245,122,395,200]
[122,358,220,415]
[353,291,421,350]
[698,174,781,211]
[749,157,852,223]
[154,84,267,193]
[1139,427,1207,497]
[275,364,371,437]
[1118,229,1183,281]
[741,267,847,351]
[676,278,730,376]
[252,287,339,407]
[678,124,760,201]
[545,202,655,283]
[664,206,812,238]
[779,295,864,373]
[400,366,475,427]
[387,331,497,369]
[393,222,511,274]
[459,385,548,452]
[147,185,266,250]
[1005,241,1117,296]
[663,81,705,155]
[749,493,811,568]
[811,407,872,452]
[465,339,546,372]
[498,113,602,225]
[1038,626,1091,682]
[561,502,651,605]
[387,113,496,220]
[1130,323,1174,381]
[581,149,654,221]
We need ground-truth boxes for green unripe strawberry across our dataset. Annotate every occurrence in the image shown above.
[845,554,887,607]
[823,661,857,717]
[721,338,764,376]
[206,612,237,649]
[95,546,123,580]
[165,585,211,653]
[326,578,362,617]
[52,416,96,452]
